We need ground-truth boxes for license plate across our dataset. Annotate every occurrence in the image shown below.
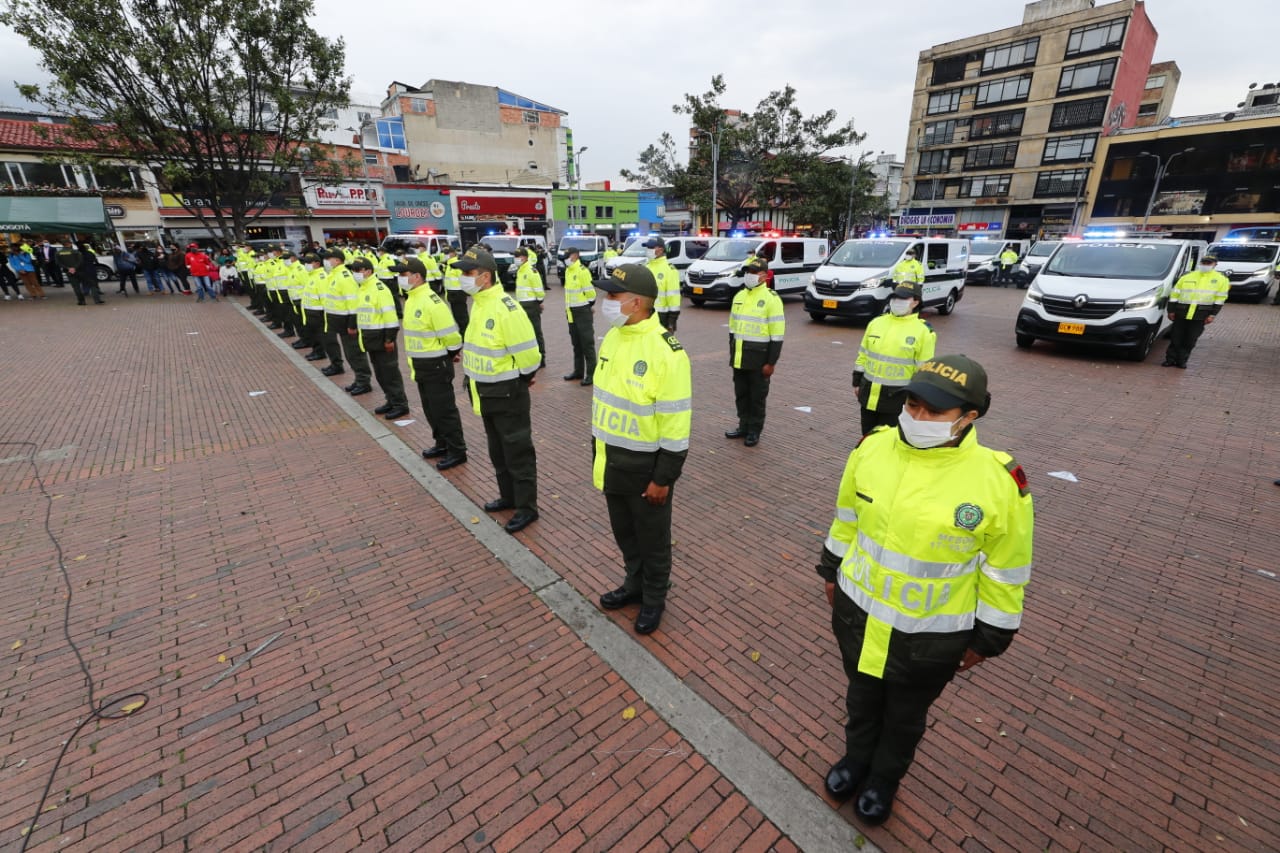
[822,300,838,309]
[1058,322,1085,335]
[692,287,703,295]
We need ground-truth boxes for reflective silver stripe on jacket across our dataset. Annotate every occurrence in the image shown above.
[657,436,689,452]
[835,506,858,523]
[595,387,655,417]
[858,531,980,580]
[858,348,917,366]
[467,367,521,382]
[592,427,660,452]
[825,535,850,557]
[980,561,1031,586]
[838,576,976,633]
[976,600,1022,629]
[465,342,508,359]
[655,398,691,414]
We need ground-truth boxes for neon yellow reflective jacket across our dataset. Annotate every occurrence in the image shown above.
[563,261,596,320]
[300,266,326,315]
[416,251,442,283]
[821,426,1033,679]
[591,313,692,492]
[1169,269,1229,320]
[514,259,544,302]
[854,314,937,411]
[729,282,784,369]
[323,265,359,332]
[462,285,540,415]
[403,285,462,378]
[648,256,681,314]
[355,276,398,351]
[891,259,924,284]
[284,262,307,301]
[443,258,462,292]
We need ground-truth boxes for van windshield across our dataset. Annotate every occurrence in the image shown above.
[480,237,519,253]
[1207,243,1278,264]
[621,241,650,258]
[827,241,904,268]
[1042,243,1181,280]
[703,239,758,262]
[558,237,598,253]
[1026,241,1060,259]
[967,242,1003,260]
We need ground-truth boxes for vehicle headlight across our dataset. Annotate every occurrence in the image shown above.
[1124,288,1158,311]
[859,276,883,290]
[809,274,816,287]
[1026,283,1043,304]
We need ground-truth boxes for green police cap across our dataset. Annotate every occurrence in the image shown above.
[904,354,988,411]
[596,263,658,299]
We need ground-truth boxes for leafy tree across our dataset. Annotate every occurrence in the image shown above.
[622,76,867,233]
[787,153,892,238]
[2,0,351,241]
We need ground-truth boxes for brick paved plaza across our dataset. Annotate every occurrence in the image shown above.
[1,281,1277,852]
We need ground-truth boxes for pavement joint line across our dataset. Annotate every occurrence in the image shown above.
[236,302,876,853]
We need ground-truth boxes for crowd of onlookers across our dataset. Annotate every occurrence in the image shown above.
[1,238,245,304]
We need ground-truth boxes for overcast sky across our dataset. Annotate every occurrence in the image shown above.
[0,0,1272,185]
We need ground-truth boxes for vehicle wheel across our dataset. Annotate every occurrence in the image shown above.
[936,290,957,315]
[690,297,706,307]
[1015,334,1035,349]
[1126,325,1157,361]
[96,264,113,282]
[808,311,826,322]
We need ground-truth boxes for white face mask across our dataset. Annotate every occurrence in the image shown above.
[353,271,368,283]
[645,249,657,260]
[744,274,760,287]
[396,275,409,289]
[889,298,913,316]
[458,275,481,295]
[1198,264,1214,273]
[601,298,629,328]
[898,409,964,449]
[323,259,337,270]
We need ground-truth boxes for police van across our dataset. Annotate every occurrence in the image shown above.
[682,236,829,304]
[1205,240,1279,302]
[965,237,1029,285]
[1015,237,1208,361]
[556,234,610,277]
[380,232,461,257]
[803,238,969,321]
[602,236,721,285]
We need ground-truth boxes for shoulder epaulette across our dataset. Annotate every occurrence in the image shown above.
[995,452,1031,497]
[661,330,683,352]
[502,296,518,311]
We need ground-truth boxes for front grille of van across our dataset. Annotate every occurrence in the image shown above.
[1041,295,1122,320]
[813,279,856,296]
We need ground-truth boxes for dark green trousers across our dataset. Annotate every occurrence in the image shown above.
[1165,317,1206,366]
[567,305,597,377]
[480,383,537,512]
[606,491,674,608]
[412,356,466,456]
[366,338,408,409]
[520,301,546,364]
[337,328,371,384]
[732,367,771,433]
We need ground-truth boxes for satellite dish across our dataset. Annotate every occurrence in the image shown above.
[1238,102,1247,108]
[1224,112,1236,121]
[1249,82,1258,89]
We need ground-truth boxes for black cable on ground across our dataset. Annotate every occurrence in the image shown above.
[1,441,149,851]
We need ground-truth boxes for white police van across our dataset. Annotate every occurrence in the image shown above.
[1206,241,1279,303]
[556,234,610,277]
[1015,237,1208,361]
[803,238,969,321]
[603,236,721,285]
[682,236,829,304]
[379,232,461,257]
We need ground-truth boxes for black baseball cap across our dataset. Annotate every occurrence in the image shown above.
[455,247,498,273]
[892,283,922,299]
[389,257,427,276]
[301,253,321,264]
[596,264,658,299]
[642,236,666,249]
[742,260,766,273]
[905,355,988,411]
[322,248,346,261]
[347,258,373,272]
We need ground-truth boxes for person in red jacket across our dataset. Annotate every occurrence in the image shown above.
[184,243,218,302]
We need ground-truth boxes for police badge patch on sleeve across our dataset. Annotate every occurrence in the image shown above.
[954,503,984,531]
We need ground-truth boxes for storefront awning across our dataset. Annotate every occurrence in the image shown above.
[0,196,111,234]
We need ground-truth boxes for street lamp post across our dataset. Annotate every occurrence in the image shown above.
[574,145,589,232]
[1138,147,1195,232]
[348,120,382,241]
[695,127,720,236]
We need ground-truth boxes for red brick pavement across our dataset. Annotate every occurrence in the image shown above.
[0,288,790,851]
[3,280,1279,852]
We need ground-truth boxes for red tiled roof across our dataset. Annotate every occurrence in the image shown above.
[0,119,103,151]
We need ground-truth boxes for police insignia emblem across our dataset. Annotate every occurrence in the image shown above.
[414,310,422,318]
[906,336,916,345]
[486,319,495,330]
[634,360,648,376]
[757,299,765,307]
[954,503,984,531]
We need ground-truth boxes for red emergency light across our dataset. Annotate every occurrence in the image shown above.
[416,229,436,234]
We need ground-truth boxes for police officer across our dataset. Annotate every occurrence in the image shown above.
[321,248,372,394]
[442,246,469,335]
[853,283,937,436]
[818,354,1033,826]
[56,244,102,304]
[458,247,541,533]
[892,248,925,288]
[284,251,310,348]
[997,245,1019,287]
[725,260,784,447]
[561,247,597,385]
[514,247,546,367]
[299,253,329,362]
[351,257,409,419]
[1163,253,1229,368]
[394,256,467,470]
[593,264,692,635]
[645,237,681,332]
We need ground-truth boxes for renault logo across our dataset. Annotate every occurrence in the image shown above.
[831,278,840,286]
[1072,293,1089,309]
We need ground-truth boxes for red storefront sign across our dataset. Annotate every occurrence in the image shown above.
[457,196,547,216]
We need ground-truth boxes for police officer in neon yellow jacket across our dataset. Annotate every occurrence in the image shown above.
[1162,253,1229,368]
[725,260,783,447]
[459,247,541,534]
[817,354,1033,827]
[644,236,682,332]
[592,264,691,636]
[853,283,937,436]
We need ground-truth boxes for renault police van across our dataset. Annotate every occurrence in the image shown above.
[965,237,1029,285]
[682,236,829,304]
[803,238,969,321]
[602,236,721,284]
[1014,237,1208,361]
[556,234,610,277]
[380,232,461,257]
[1010,240,1062,288]
[1206,241,1279,302]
